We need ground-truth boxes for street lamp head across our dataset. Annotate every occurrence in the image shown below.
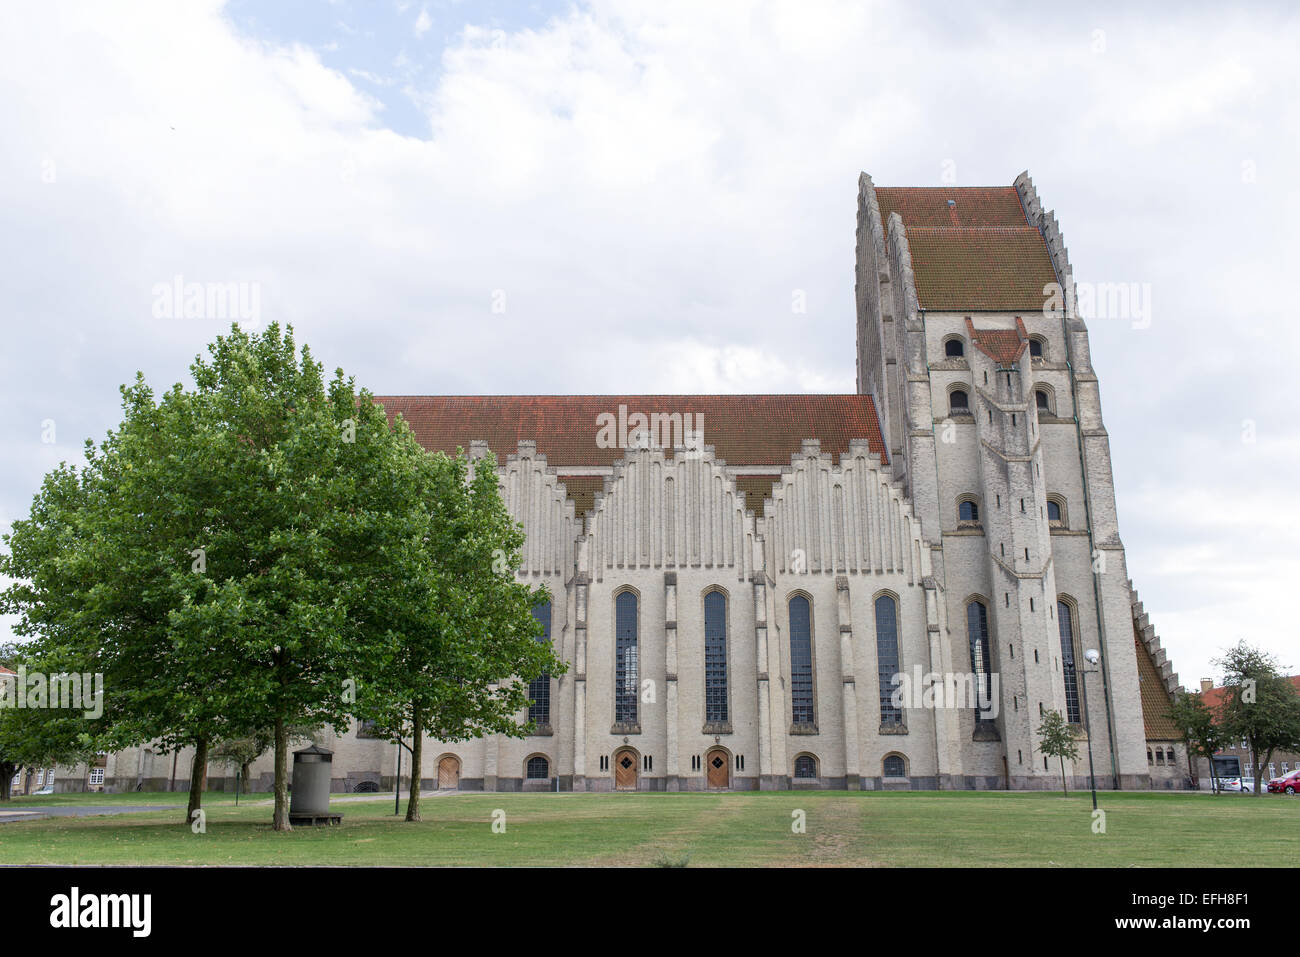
[1084,649,1100,665]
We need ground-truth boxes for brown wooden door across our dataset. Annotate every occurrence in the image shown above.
[614,749,638,790]
[437,756,460,790]
[706,749,730,790]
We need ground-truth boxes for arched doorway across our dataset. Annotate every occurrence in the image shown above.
[437,755,461,790]
[706,748,730,790]
[613,748,638,790]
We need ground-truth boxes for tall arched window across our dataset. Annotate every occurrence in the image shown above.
[528,600,552,727]
[789,595,815,726]
[704,590,728,724]
[793,754,817,779]
[966,600,994,722]
[875,595,902,727]
[950,389,970,415]
[1057,599,1082,723]
[882,754,906,778]
[615,591,639,725]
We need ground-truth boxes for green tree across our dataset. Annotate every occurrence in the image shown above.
[1167,688,1227,794]
[1214,642,1300,798]
[1,324,419,829]
[1037,709,1080,796]
[0,642,18,799]
[208,725,316,793]
[0,644,99,801]
[0,393,246,823]
[353,445,566,822]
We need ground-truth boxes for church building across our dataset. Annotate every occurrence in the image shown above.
[38,172,1189,795]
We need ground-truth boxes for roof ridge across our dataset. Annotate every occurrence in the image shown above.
[373,393,877,399]
[905,224,1042,231]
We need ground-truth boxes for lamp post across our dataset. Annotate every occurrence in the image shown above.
[1080,648,1102,811]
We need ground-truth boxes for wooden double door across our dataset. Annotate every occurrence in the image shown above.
[608,747,730,789]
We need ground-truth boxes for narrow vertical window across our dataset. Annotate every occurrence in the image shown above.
[967,600,993,722]
[875,595,902,726]
[615,591,639,725]
[1057,600,1081,724]
[704,590,728,724]
[528,600,552,727]
[789,595,815,726]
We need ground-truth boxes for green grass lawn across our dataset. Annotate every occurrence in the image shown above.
[0,790,1294,867]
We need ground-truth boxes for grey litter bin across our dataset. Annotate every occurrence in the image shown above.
[288,745,341,826]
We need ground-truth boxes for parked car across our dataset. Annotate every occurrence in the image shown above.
[1216,777,1255,793]
[1266,769,1300,794]
[32,785,54,795]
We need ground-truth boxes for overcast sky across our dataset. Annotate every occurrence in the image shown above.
[1,0,1296,685]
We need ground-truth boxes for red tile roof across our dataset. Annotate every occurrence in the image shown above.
[734,474,783,513]
[557,475,603,515]
[371,395,888,469]
[965,318,1028,365]
[875,187,1031,228]
[873,187,1058,311]
[1201,676,1300,712]
[1134,631,1180,740]
[0,666,16,676]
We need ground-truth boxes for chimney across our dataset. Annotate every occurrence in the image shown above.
[1200,678,1214,694]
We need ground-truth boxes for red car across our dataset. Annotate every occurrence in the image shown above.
[1266,769,1300,794]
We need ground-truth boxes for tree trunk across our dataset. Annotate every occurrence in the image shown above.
[186,739,208,824]
[1257,747,1271,798]
[240,761,252,794]
[272,716,291,832]
[1060,756,1068,796]
[406,708,423,822]
[0,762,14,801]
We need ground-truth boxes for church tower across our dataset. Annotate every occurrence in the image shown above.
[854,172,1150,788]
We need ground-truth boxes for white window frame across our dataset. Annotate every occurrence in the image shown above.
[88,767,105,786]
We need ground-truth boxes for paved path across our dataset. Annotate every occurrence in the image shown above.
[0,804,173,823]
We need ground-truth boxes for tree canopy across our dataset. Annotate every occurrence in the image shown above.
[1,323,562,827]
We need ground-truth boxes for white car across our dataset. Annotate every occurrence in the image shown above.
[32,785,55,795]
[1215,777,1255,793]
